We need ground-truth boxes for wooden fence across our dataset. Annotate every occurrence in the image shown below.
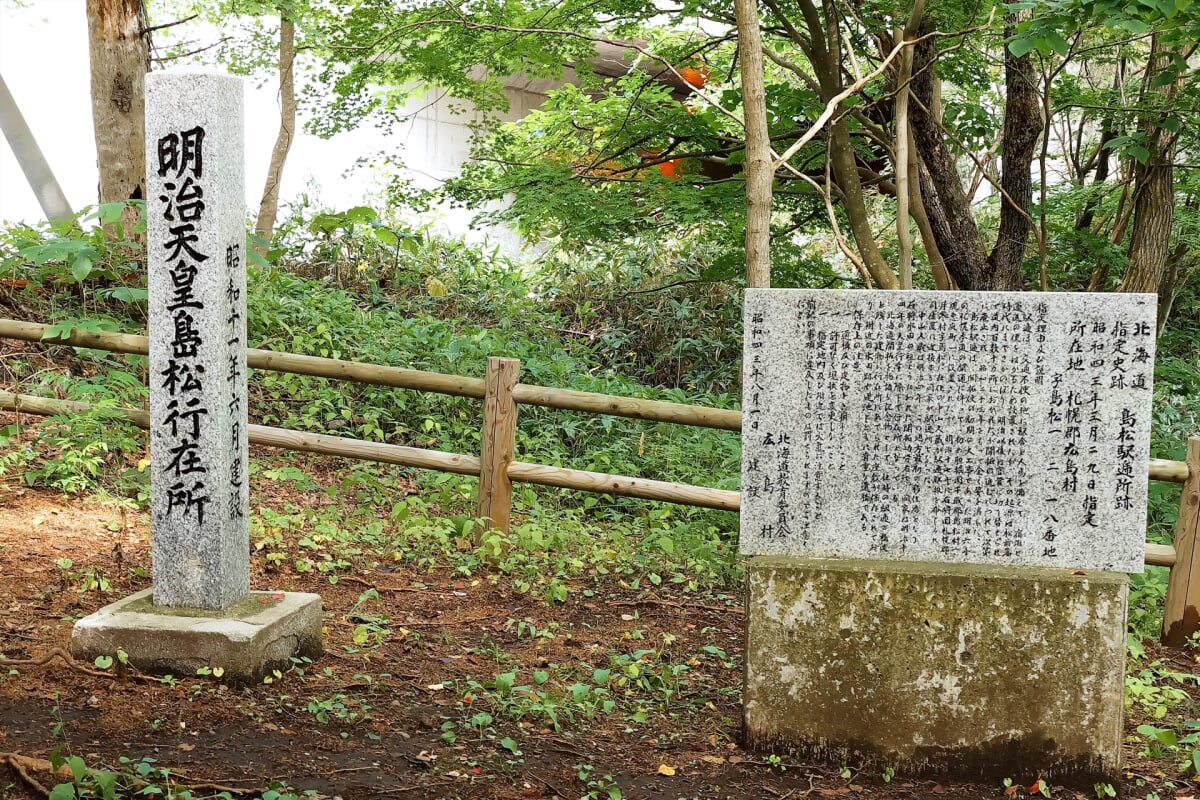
[0,317,1197,645]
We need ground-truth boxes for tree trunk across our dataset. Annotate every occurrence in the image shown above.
[894,34,915,289]
[1157,240,1195,333]
[816,0,896,289]
[86,0,148,237]
[983,12,1040,290]
[0,75,73,222]
[908,147,952,289]
[827,119,898,289]
[909,34,989,289]
[1121,34,1182,295]
[255,16,297,253]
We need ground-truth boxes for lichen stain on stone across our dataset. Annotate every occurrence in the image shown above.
[953,621,978,668]
[910,670,967,713]
[862,574,893,607]
[788,581,825,625]
[779,664,812,701]
[838,605,857,632]
[760,574,826,626]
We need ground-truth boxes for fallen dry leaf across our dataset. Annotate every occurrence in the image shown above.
[700,755,724,765]
[657,764,676,776]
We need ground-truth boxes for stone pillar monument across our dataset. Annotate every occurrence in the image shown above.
[144,73,250,610]
[740,289,1156,781]
[70,73,321,681]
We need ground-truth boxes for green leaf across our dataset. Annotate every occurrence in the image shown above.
[69,257,93,283]
[593,668,611,685]
[345,206,378,224]
[1153,68,1179,88]
[96,202,126,225]
[94,655,114,670]
[1043,31,1070,56]
[1138,724,1178,747]
[1130,145,1151,164]
[48,784,76,800]
[1008,37,1036,57]
[494,671,517,693]
[499,736,521,755]
[106,287,148,303]
[92,770,118,800]
[373,227,399,247]
[67,755,88,784]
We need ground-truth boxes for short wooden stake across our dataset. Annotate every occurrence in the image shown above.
[477,357,520,536]
[1162,437,1200,646]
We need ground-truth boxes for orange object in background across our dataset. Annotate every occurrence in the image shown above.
[678,66,709,89]
[638,148,682,180]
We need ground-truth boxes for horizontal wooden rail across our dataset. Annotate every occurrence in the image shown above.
[1,318,740,430]
[0,318,488,399]
[511,384,741,431]
[3,318,1186,479]
[1150,459,1190,483]
[508,461,740,511]
[0,391,482,475]
[1147,543,1178,568]
[0,391,1178,563]
[0,391,733,512]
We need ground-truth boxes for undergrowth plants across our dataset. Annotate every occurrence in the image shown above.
[247,463,739,600]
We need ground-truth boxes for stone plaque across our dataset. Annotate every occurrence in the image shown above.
[146,73,250,608]
[740,290,1156,573]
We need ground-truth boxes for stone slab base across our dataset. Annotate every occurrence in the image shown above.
[744,557,1127,782]
[70,588,322,682]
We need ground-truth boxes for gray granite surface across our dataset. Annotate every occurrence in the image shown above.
[740,290,1157,573]
[146,73,249,608]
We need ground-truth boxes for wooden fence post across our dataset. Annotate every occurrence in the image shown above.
[1163,436,1200,646]
[477,357,520,536]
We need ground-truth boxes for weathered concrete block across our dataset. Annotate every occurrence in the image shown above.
[70,588,322,682]
[744,557,1127,781]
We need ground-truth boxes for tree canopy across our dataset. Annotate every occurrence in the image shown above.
[149,0,1200,319]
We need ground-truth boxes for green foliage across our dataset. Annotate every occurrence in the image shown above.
[1,202,146,307]
[0,390,147,500]
[48,752,314,800]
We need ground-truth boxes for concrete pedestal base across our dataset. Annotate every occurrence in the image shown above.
[70,588,322,682]
[744,557,1128,781]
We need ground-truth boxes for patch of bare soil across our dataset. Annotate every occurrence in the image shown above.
[0,481,1192,800]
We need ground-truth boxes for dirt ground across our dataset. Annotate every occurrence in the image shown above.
[0,474,1195,800]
